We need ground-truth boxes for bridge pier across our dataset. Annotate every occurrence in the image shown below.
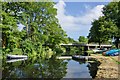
[66,46,70,53]
[84,46,90,51]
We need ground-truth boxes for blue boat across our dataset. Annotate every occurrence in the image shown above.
[103,49,120,56]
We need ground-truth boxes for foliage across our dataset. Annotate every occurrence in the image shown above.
[102,2,120,48]
[67,37,77,43]
[1,10,22,53]
[64,46,83,55]
[21,39,34,54]
[78,36,88,43]
[9,48,22,55]
[88,16,117,45]
[2,2,67,59]
[88,2,120,48]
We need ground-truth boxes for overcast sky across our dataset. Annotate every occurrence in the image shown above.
[54,0,109,40]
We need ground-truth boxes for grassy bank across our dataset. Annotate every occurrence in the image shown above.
[90,54,119,78]
[110,57,120,64]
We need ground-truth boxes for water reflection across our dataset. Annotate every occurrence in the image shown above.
[2,57,68,79]
[87,61,101,78]
[64,60,91,78]
[2,56,100,79]
[71,59,100,79]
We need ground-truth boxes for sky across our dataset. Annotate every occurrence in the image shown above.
[54,0,110,40]
[18,0,110,41]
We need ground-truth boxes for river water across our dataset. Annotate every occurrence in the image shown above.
[2,57,99,79]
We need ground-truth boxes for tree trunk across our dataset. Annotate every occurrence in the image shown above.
[2,38,6,48]
[99,39,101,48]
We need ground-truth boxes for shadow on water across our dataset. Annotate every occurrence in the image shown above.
[87,61,101,79]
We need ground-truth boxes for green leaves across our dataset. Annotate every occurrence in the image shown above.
[2,2,67,58]
[88,16,117,45]
[88,1,120,47]
[102,2,120,48]
[78,36,88,43]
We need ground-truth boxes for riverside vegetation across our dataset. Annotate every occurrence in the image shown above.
[1,1,120,79]
[1,1,120,63]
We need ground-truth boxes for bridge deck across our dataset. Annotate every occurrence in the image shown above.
[60,43,112,47]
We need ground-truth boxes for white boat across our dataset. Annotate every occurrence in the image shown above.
[92,49,106,53]
[72,55,96,61]
[6,58,27,63]
[7,54,28,59]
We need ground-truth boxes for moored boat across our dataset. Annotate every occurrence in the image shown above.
[92,48,107,53]
[102,49,120,56]
[72,55,96,61]
[6,58,27,63]
[7,54,28,59]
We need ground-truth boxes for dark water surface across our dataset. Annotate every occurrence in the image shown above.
[2,57,99,79]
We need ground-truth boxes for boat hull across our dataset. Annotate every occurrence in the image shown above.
[72,55,96,61]
[7,58,27,63]
[7,54,27,59]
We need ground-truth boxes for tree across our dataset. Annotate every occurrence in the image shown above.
[88,2,120,48]
[78,36,88,43]
[88,16,118,46]
[102,2,120,48]
[2,2,67,57]
[67,37,77,43]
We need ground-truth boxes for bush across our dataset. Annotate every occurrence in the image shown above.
[21,39,34,54]
[9,48,23,55]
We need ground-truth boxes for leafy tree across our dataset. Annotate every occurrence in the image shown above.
[2,2,67,57]
[88,16,118,46]
[102,2,120,48]
[78,36,88,43]
[88,2,120,48]
[67,37,77,43]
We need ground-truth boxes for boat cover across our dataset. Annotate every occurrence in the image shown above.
[106,49,120,56]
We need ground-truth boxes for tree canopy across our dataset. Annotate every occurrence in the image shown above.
[2,2,67,58]
[78,36,88,43]
[88,2,120,48]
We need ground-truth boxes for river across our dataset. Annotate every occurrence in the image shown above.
[2,56,99,79]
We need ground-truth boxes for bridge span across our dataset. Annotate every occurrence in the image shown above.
[60,43,112,50]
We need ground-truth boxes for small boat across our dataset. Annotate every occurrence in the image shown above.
[56,56,72,59]
[103,49,120,56]
[6,58,27,63]
[7,54,28,59]
[72,55,96,61]
[92,48,107,53]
